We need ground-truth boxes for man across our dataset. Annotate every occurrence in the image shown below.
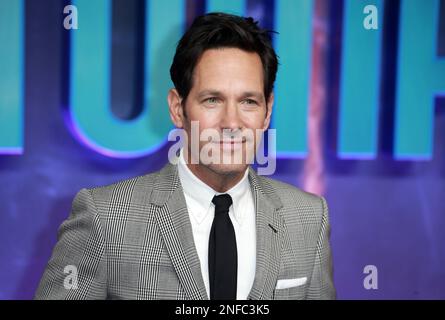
[35,12,335,300]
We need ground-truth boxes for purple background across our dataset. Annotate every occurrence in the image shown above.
[0,0,444,299]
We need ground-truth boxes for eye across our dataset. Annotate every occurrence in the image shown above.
[205,97,218,104]
[243,99,258,105]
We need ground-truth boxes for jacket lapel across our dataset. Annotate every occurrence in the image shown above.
[150,163,208,300]
[247,167,285,300]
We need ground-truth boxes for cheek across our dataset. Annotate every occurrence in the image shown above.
[195,116,219,130]
[242,112,268,129]
[184,109,219,133]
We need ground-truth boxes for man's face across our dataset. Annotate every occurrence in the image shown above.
[169,47,273,177]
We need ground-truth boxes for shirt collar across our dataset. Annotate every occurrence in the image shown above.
[177,148,250,225]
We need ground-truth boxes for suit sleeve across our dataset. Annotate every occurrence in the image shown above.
[307,196,336,299]
[34,188,107,299]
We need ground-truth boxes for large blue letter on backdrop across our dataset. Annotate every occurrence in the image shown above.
[68,0,184,158]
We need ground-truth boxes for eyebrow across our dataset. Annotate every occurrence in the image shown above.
[197,90,264,101]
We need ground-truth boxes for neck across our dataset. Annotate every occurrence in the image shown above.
[185,163,246,193]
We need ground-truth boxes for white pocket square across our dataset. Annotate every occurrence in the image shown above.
[275,277,307,290]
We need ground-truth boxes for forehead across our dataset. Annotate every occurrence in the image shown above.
[191,48,264,92]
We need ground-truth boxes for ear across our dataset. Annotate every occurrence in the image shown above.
[262,92,274,130]
[167,88,185,128]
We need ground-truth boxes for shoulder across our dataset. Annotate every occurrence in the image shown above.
[256,175,327,223]
[83,169,161,210]
[257,175,325,207]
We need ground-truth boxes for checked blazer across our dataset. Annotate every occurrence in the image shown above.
[35,162,336,300]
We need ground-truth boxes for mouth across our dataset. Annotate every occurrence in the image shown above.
[216,140,246,153]
[218,140,246,149]
[219,140,245,144]
[216,137,247,144]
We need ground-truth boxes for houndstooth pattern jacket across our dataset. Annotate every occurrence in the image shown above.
[35,162,336,300]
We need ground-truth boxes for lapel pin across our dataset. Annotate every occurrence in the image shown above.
[268,223,278,233]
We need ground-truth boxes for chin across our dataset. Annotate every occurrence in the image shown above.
[205,163,249,176]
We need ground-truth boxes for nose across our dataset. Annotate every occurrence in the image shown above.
[220,100,242,131]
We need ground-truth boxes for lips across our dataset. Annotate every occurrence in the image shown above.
[219,141,244,144]
[216,137,247,144]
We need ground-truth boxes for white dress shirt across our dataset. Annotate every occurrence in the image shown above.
[177,149,256,300]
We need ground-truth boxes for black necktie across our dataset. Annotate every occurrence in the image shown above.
[208,194,237,300]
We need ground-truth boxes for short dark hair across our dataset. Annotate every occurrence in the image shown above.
[170,12,279,106]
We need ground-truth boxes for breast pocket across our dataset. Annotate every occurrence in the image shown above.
[272,283,308,300]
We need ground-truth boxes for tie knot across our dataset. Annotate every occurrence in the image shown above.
[212,194,233,213]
